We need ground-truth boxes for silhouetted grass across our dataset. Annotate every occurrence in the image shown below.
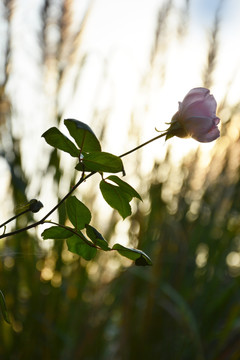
[0,0,240,359]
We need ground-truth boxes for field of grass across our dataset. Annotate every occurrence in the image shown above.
[1,1,240,359]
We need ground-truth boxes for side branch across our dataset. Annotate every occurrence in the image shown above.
[0,171,93,239]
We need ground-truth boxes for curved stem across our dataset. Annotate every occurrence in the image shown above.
[0,131,167,240]
[0,171,92,239]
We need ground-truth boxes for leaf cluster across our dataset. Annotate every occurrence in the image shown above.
[42,196,151,266]
[41,119,152,266]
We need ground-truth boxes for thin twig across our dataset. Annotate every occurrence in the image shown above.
[119,132,167,158]
[0,171,90,239]
[0,209,30,229]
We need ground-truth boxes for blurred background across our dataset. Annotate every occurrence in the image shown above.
[1,0,240,359]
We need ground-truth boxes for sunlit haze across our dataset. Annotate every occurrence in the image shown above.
[1,0,240,229]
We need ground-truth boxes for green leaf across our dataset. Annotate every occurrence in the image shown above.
[67,234,97,260]
[41,226,73,240]
[107,175,142,200]
[99,176,142,219]
[0,290,11,324]
[66,196,91,229]
[112,243,152,266]
[85,224,110,250]
[75,152,124,173]
[100,180,131,219]
[64,119,101,152]
[42,127,79,157]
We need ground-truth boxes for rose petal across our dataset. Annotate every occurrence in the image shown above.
[192,125,220,143]
[181,88,210,108]
[181,116,214,138]
[180,96,217,119]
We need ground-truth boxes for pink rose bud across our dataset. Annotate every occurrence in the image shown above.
[166,87,220,142]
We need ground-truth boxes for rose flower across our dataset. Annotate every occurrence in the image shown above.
[166,87,220,143]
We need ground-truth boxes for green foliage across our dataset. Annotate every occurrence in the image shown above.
[85,224,110,250]
[66,234,97,260]
[41,190,147,263]
[42,119,124,174]
[107,175,142,201]
[4,136,240,359]
[75,151,124,173]
[66,196,91,230]
[40,120,146,264]
[112,243,152,266]
[42,127,79,157]
[41,225,73,239]
[100,180,132,219]
[64,118,101,152]
[100,176,141,219]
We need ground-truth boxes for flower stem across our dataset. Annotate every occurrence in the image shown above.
[119,132,167,158]
[0,130,167,239]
